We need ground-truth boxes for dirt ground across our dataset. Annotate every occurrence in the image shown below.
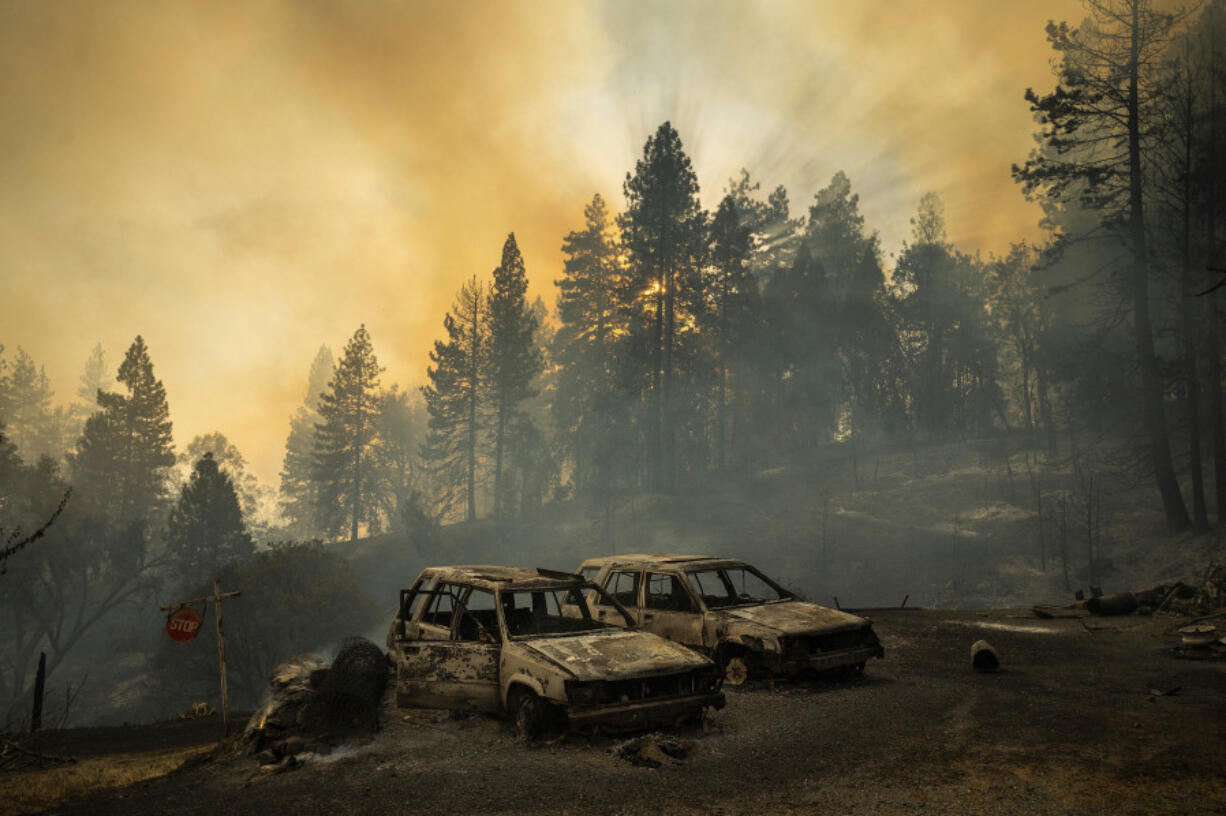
[21,608,1226,815]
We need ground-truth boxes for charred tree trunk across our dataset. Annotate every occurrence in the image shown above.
[493,396,506,519]
[1128,2,1190,531]
[351,401,362,543]
[466,298,480,523]
[1209,35,1226,524]
[663,261,676,492]
[1180,69,1208,531]
[650,279,664,492]
[30,652,45,733]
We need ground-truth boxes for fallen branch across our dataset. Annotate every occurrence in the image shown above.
[1,738,76,765]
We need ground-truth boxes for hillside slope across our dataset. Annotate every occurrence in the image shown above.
[343,435,1226,612]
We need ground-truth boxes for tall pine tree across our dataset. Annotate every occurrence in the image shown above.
[620,122,707,491]
[422,277,487,522]
[553,194,627,494]
[313,326,383,543]
[67,343,112,445]
[705,195,757,471]
[0,348,65,463]
[166,452,254,581]
[279,345,333,539]
[70,335,175,530]
[486,233,543,518]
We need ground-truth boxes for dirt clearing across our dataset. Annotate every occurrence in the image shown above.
[19,609,1226,815]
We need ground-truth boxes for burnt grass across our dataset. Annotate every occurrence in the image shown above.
[37,608,1226,815]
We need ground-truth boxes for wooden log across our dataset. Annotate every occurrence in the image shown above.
[1086,593,1138,616]
[971,640,1000,672]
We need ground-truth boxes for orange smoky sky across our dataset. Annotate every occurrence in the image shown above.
[0,0,1082,488]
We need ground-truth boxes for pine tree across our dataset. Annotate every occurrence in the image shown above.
[166,452,254,581]
[1,348,65,462]
[554,194,631,495]
[313,326,383,543]
[178,432,269,540]
[422,276,487,522]
[70,335,175,529]
[279,345,333,538]
[486,233,543,518]
[726,170,803,283]
[807,171,898,439]
[68,343,112,444]
[894,194,960,433]
[763,243,838,455]
[807,171,872,298]
[620,122,707,491]
[706,195,757,471]
[1013,0,1192,530]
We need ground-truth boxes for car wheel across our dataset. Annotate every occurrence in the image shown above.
[510,687,544,740]
[723,656,749,686]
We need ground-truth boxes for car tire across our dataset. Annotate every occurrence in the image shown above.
[509,687,544,740]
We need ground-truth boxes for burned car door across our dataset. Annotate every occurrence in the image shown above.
[397,585,501,712]
[593,570,641,626]
[641,571,704,647]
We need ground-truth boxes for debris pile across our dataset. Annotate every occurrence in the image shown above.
[302,636,387,737]
[1035,563,1226,619]
[242,636,388,771]
[614,733,690,768]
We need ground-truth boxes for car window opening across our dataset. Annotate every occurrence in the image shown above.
[502,587,615,638]
[686,567,786,608]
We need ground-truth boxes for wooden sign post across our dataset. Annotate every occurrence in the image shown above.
[161,579,241,736]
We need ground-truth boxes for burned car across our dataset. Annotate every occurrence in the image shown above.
[576,554,883,684]
[386,566,724,737]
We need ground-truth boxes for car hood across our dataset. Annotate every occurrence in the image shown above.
[518,629,712,682]
[717,600,868,636]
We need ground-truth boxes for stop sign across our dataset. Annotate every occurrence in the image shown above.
[166,608,203,643]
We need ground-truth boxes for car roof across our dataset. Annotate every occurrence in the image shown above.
[578,554,749,571]
[417,565,586,591]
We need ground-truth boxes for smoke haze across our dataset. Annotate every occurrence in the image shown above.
[0,0,1079,484]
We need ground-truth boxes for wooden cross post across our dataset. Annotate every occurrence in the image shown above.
[160,580,241,737]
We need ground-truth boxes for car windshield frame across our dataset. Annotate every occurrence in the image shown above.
[685,564,794,609]
[497,582,635,640]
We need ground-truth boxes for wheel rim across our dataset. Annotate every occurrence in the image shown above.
[515,693,540,736]
[724,656,748,685]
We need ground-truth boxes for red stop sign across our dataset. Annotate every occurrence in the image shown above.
[166,608,203,643]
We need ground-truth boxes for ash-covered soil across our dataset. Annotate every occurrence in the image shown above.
[39,609,1226,815]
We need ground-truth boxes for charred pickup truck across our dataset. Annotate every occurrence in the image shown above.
[576,554,883,684]
[386,566,724,737]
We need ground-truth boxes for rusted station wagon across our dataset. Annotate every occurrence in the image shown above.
[575,555,884,684]
[386,566,725,737]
